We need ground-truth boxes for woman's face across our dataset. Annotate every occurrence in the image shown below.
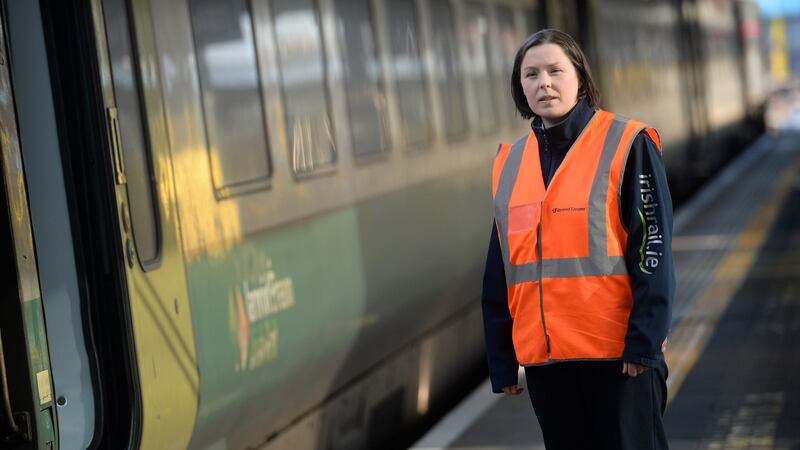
[520,43,580,127]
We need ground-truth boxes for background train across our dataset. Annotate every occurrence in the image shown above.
[0,0,768,449]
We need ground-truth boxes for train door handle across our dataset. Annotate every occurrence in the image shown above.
[107,106,127,185]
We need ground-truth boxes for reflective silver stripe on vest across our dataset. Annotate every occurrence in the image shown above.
[494,135,528,285]
[506,261,539,285]
[496,116,632,285]
[588,117,627,260]
[508,256,627,283]
[542,255,627,279]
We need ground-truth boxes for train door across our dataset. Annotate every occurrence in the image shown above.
[34,0,202,448]
[0,3,58,449]
[89,0,202,448]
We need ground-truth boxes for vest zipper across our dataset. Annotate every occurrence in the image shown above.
[536,204,551,357]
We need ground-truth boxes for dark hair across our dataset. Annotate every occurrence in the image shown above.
[510,29,600,120]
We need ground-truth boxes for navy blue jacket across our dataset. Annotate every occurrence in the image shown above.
[482,100,675,393]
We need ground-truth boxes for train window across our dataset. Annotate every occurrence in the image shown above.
[495,5,521,126]
[463,1,497,134]
[104,0,160,266]
[386,0,431,148]
[334,0,389,159]
[429,0,466,140]
[273,0,337,175]
[189,0,272,195]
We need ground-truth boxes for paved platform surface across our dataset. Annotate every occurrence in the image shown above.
[410,130,800,450]
[664,151,800,449]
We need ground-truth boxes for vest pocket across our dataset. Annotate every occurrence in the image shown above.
[507,203,541,264]
[508,204,540,233]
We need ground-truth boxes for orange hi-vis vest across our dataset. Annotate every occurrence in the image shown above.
[492,110,661,365]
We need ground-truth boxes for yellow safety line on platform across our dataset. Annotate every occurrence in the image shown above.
[664,147,800,405]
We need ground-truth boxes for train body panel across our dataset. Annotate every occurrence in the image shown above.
[142,0,521,446]
[592,0,691,177]
[698,0,748,131]
[184,209,367,448]
[737,0,768,119]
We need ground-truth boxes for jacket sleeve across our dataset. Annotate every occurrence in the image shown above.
[481,221,519,392]
[621,132,676,367]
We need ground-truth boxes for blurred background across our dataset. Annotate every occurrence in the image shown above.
[2,0,800,449]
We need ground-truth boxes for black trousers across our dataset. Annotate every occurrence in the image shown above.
[524,361,669,450]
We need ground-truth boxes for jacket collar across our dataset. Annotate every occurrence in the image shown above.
[531,99,595,154]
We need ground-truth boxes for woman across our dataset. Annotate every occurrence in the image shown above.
[482,29,674,450]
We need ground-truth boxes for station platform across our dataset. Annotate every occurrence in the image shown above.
[410,128,800,450]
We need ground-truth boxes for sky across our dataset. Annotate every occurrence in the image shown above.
[757,0,800,18]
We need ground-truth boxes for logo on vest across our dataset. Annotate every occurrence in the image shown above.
[551,207,586,214]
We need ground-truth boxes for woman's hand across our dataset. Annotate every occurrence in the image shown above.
[502,385,524,395]
[622,361,649,377]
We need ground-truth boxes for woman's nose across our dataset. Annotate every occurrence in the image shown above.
[539,73,551,89]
